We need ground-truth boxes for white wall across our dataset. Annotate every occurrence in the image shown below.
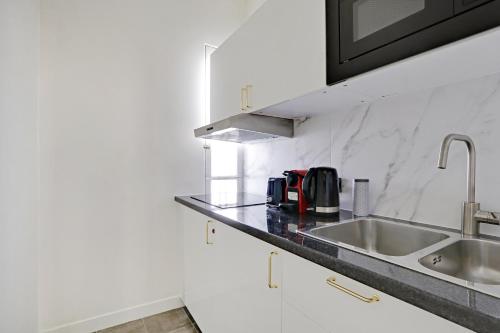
[245,0,268,16]
[245,71,500,237]
[0,1,40,332]
[39,1,246,331]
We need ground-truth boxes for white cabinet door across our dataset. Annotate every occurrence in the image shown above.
[243,0,326,114]
[283,252,472,333]
[210,34,248,122]
[181,206,282,333]
[282,301,328,333]
[211,222,283,333]
[210,0,326,121]
[180,206,218,332]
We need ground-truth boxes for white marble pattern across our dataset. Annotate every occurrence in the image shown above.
[244,114,332,194]
[243,72,500,236]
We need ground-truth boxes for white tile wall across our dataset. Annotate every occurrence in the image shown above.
[244,72,500,236]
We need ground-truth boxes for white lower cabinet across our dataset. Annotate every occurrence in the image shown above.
[181,206,219,332]
[180,205,282,333]
[180,206,471,333]
[211,222,282,333]
[282,301,328,333]
[282,253,472,333]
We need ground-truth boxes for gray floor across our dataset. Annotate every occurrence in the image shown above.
[97,308,200,333]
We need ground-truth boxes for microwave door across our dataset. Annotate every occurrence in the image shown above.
[454,0,494,13]
[339,0,454,62]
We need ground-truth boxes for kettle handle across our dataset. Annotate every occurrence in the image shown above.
[302,168,316,204]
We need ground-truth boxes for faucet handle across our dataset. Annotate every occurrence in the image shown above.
[474,211,500,225]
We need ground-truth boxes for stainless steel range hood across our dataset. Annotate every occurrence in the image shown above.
[194,114,293,143]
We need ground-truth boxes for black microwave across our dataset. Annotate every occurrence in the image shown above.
[327,0,500,85]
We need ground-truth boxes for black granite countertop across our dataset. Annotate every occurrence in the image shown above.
[175,196,500,333]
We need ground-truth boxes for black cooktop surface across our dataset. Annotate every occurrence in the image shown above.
[190,192,266,209]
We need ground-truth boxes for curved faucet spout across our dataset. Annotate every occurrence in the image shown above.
[437,134,476,203]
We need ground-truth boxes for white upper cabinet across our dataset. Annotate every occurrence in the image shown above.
[210,30,249,122]
[210,0,326,121]
[210,0,500,120]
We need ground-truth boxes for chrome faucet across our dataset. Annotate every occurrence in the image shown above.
[437,134,500,236]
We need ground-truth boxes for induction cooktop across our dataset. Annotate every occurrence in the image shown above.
[190,192,266,209]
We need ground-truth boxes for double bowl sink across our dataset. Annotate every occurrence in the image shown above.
[300,219,500,286]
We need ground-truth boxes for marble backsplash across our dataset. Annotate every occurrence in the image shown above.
[244,72,500,236]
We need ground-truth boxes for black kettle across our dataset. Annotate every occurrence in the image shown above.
[302,167,340,216]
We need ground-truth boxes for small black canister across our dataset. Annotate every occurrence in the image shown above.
[266,177,286,207]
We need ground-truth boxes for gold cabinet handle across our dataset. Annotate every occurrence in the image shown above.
[240,87,248,112]
[245,84,253,109]
[326,277,380,303]
[206,220,215,245]
[268,251,279,289]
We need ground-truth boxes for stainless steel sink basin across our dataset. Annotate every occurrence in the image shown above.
[303,219,449,256]
[419,239,500,285]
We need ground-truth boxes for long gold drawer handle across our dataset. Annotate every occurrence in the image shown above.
[326,277,380,303]
[268,251,279,289]
[206,220,214,245]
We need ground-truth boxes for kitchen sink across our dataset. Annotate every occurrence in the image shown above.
[419,239,500,285]
[302,219,449,257]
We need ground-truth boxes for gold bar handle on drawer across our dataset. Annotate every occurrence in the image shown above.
[206,221,214,245]
[240,87,248,112]
[326,277,380,303]
[268,251,279,289]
